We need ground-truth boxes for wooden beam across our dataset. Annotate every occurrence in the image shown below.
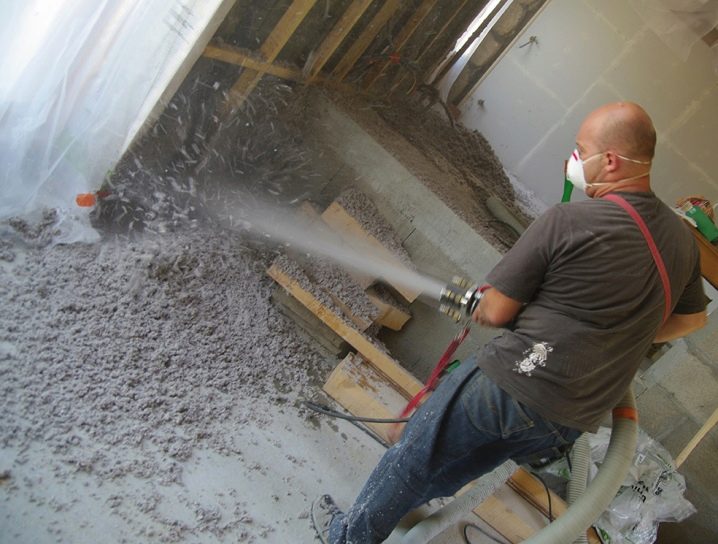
[205,42,380,98]
[362,0,439,90]
[267,263,423,397]
[227,0,318,107]
[390,0,471,95]
[429,0,506,87]
[306,0,374,80]
[332,0,403,81]
[676,405,718,468]
[205,44,303,81]
[365,286,411,331]
[323,353,409,442]
[474,495,536,542]
[507,469,601,544]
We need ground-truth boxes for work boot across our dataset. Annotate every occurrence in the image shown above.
[311,494,342,544]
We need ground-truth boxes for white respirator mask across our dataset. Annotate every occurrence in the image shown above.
[566,149,651,193]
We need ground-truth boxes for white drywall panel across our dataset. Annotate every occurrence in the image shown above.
[458,0,718,211]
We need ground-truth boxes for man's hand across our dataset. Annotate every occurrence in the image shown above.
[471,286,523,328]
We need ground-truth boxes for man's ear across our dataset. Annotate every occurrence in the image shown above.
[604,151,620,172]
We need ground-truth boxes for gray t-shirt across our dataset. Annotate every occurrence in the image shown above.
[478,191,705,432]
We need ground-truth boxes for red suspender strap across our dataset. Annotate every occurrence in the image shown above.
[602,194,672,323]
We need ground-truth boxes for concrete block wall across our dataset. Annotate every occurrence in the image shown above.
[448,0,718,213]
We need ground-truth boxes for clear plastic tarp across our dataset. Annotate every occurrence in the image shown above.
[0,0,226,242]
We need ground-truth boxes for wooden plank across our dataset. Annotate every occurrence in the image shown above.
[272,287,348,355]
[323,353,409,442]
[507,468,602,544]
[205,42,378,98]
[428,0,506,87]
[365,286,411,331]
[205,44,303,81]
[676,405,718,468]
[227,0,318,106]
[362,0,439,89]
[267,263,422,396]
[390,0,470,94]
[306,0,374,80]
[332,0,403,81]
[474,495,535,542]
[321,202,420,303]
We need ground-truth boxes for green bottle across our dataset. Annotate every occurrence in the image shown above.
[682,203,718,242]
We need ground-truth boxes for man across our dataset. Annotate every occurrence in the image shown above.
[313,102,707,543]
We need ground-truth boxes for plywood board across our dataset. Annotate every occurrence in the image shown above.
[323,353,408,442]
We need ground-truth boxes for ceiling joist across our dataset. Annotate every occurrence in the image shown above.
[305,0,374,81]
[361,0,439,90]
[226,0,318,108]
[331,0,403,82]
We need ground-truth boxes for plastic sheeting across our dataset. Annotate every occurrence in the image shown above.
[629,0,718,71]
[0,0,226,243]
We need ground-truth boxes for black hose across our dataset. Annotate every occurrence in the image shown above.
[302,400,409,423]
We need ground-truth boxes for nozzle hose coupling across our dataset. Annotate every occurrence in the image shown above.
[439,277,483,321]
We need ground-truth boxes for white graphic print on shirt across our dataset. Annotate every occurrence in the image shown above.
[514,342,553,376]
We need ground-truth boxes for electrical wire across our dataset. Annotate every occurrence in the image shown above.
[530,471,554,522]
[302,400,410,423]
[462,522,507,544]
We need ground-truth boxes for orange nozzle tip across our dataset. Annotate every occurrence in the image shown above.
[76,193,97,207]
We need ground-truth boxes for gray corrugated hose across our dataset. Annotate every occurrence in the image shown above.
[566,433,591,544]
[398,388,637,544]
[399,460,519,543]
[524,387,637,544]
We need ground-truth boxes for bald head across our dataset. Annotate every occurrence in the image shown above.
[583,102,656,160]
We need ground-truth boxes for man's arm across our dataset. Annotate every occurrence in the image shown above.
[471,287,523,328]
[654,311,708,343]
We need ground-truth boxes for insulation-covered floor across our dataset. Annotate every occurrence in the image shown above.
[0,221,388,543]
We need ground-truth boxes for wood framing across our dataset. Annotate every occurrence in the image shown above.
[474,495,536,542]
[389,0,470,94]
[362,0,439,89]
[205,43,303,81]
[267,263,422,396]
[226,0,318,107]
[331,0,403,81]
[506,469,601,543]
[365,286,411,331]
[323,352,409,442]
[676,405,718,468]
[306,0,374,80]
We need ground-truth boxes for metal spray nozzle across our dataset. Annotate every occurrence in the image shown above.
[438,276,481,322]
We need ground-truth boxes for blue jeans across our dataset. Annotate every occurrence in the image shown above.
[329,357,581,544]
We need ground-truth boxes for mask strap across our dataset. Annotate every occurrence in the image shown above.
[587,172,650,188]
[616,153,651,165]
